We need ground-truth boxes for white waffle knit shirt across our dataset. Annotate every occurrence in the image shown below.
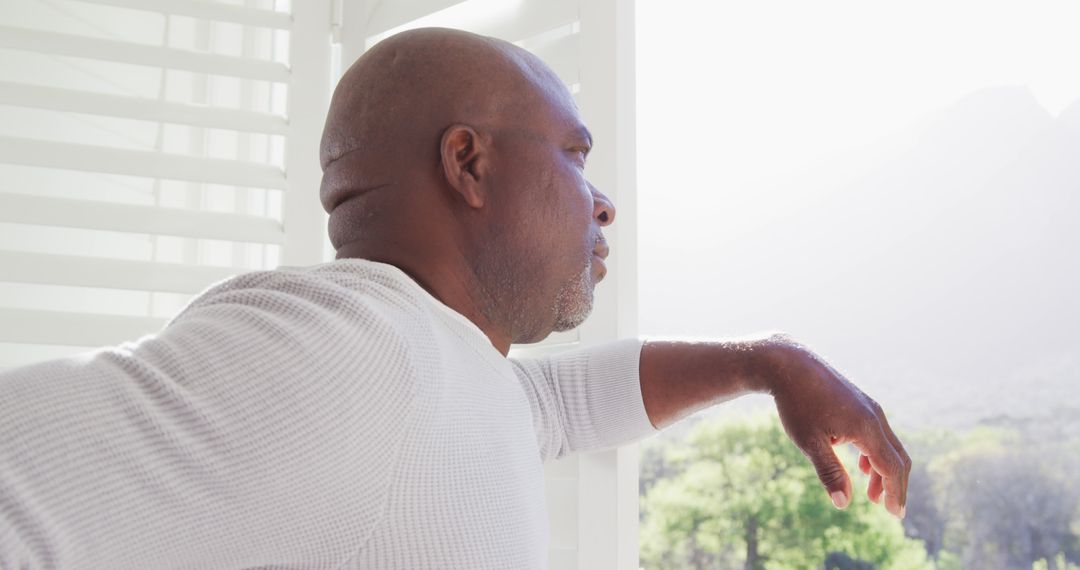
[0,259,657,569]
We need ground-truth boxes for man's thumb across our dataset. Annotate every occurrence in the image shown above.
[805,441,851,509]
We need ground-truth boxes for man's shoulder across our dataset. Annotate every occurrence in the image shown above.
[170,259,432,332]
[139,260,454,384]
[112,260,447,399]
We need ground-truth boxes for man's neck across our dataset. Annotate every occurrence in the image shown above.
[334,241,513,356]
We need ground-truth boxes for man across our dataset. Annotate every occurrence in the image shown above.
[0,28,909,569]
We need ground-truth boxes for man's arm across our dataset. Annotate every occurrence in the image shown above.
[510,339,656,461]
[639,333,911,519]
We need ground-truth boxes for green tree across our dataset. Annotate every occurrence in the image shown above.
[922,423,1080,569]
[640,415,931,570]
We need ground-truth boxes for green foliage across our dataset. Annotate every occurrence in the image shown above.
[912,416,1080,569]
[641,409,1080,570]
[1033,553,1080,570]
[640,415,931,570]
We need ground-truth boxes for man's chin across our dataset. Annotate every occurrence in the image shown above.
[547,261,596,334]
[551,294,593,333]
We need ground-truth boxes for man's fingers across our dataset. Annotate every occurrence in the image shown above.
[858,453,872,475]
[858,429,907,519]
[876,410,912,472]
[867,469,883,503]
[805,439,852,509]
[878,413,913,498]
[868,408,911,513]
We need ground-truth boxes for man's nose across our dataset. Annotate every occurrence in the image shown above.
[590,183,616,226]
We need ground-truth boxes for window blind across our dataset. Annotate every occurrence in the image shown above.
[0,0,334,370]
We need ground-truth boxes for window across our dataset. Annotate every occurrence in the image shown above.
[637,2,1080,568]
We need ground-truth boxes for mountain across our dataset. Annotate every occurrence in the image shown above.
[649,86,1080,430]
[1058,98,1080,128]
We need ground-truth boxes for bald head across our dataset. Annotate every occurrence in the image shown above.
[320,28,565,226]
[318,27,615,350]
[322,28,527,163]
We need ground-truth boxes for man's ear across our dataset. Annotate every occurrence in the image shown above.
[439,124,487,209]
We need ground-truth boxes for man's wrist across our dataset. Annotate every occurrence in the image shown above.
[747,332,800,396]
[639,333,801,429]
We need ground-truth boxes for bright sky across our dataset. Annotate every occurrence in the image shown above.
[637,0,1080,187]
[634,1,1080,424]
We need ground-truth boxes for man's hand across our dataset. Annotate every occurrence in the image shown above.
[766,336,910,519]
[639,334,911,520]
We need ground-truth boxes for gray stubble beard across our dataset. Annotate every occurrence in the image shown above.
[473,246,595,341]
[550,254,595,332]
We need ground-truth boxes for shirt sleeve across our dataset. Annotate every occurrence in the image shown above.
[508,338,658,462]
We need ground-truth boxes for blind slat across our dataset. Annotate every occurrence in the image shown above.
[0,25,291,83]
[0,308,167,346]
[75,0,293,30]
[488,0,578,46]
[366,0,466,38]
[0,193,285,244]
[0,250,238,294]
[365,0,577,55]
[0,136,288,190]
[0,3,330,358]
[529,31,579,88]
[0,81,289,135]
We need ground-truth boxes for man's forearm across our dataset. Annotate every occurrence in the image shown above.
[638,333,911,518]
[639,334,788,429]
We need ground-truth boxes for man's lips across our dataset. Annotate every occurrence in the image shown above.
[592,235,609,280]
[593,239,610,260]
[592,254,607,280]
